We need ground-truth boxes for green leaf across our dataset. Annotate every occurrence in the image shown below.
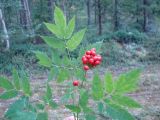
[85,114,96,120]
[45,84,52,100]
[44,23,63,39]
[8,111,36,120]
[35,103,45,110]
[65,105,81,113]
[115,69,141,94]
[66,28,86,51]
[65,16,75,39]
[98,102,104,113]
[57,69,70,83]
[0,90,18,100]
[92,74,103,100]
[54,6,66,31]
[36,112,48,120]
[21,74,31,96]
[105,72,113,93]
[48,68,55,81]
[105,104,135,120]
[0,76,14,90]
[5,97,28,118]
[49,100,58,109]
[41,36,64,49]
[111,95,141,108]
[35,51,52,68]
[12,69,20,90]
[79,91,89,108]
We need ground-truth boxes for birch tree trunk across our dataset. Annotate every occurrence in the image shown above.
[20,0,34,35]
[0,9,10,50]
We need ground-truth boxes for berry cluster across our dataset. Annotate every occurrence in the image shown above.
[82,48,102,71]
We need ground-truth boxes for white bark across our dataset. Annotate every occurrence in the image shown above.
[0,9,10,50]
[21,0,34,35]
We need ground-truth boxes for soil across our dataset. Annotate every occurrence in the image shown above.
[0,64,160,120]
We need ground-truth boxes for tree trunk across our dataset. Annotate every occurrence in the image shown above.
[87,0,91,25]
[113,0,118,31]
[97,0,102,35]
[143,0,147,32]
[0,9,10,50]
[20,0,33,34]
[94,0,97,24]
[48,0,54,22]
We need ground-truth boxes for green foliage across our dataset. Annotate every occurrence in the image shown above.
[21,74,31,96]
[105,103,135,120]
[92,74,103,100]
[0,76,14,90]
[0,6,142,120]
[35,51,52,68]
[0,90,18,100]
[66,28,86,51]
[65,105,81,113]
[111,95,141,108]
[104,72,113,93]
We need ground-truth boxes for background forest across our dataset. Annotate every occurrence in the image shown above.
[0,0,160,72]
[0,0,160,120]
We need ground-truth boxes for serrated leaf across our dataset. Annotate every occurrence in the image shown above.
[46,84,52,100]
[49,100,58,109]
[8,111,36,120]
[79,91,89,108]
[54,6,66,31]
[57,69,69,83]
[98,102,104,113]
[5,97,28,118]
[65,105,81,113]
[115,69,141,94]
[21,74,31,96]
[35,51,52,68]
[105,104,135,120]
[85,114,96,120]
[12,69,20,90]
[66,28,86,51]
[44,22,63,39]
[111,95,141,108]
[35,103,45,110]
[41,36,64,49]
[92,74,103,100]
[105,72,113,93]
[65,16,75,39]
[0,76,14,90]
[48,68,55,81]
[37,112,48,120]
[0,90,18,100]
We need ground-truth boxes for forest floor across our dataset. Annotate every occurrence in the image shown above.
[0,64,160,120]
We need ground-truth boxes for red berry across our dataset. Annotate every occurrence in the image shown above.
[85,55,91,59]
[93,56,98,61]
[82,56,86,60]
[90,50,96,56]
[89,58,94,64]
[86,50,91,55]
[83,65,89,71]
[95,60,100,65]
[82,57,88,64]
[73,80,79,86]
[97,56,102,61]
[91,48,96,51]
